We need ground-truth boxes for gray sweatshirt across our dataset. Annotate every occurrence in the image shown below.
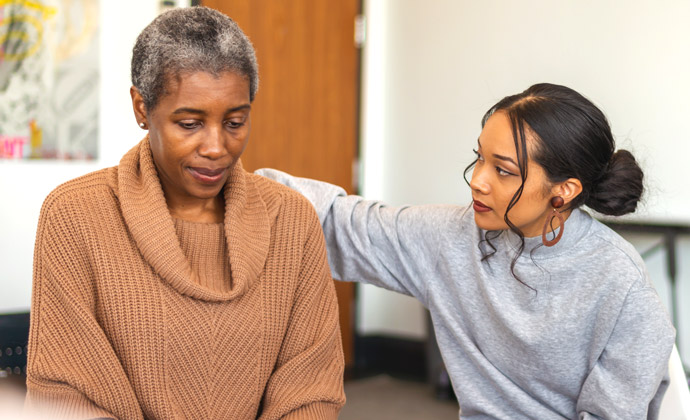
[256,169,675,420]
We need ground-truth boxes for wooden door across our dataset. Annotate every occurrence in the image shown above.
[202,0,360,367]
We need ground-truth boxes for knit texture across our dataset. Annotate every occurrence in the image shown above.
[26,138,345,420]
[173,219,232,293]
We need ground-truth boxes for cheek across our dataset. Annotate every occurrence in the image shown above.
[230,131,250,154]
[519,182,550,207]
[493,184,519,210]
[157,143,180,167]
[148,136,167,164]
[493,184,534,224]
[503,186,547,222]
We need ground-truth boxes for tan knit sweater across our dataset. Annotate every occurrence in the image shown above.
[25,138,345,420]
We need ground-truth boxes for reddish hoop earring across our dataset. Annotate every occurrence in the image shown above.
[542,196,565,247]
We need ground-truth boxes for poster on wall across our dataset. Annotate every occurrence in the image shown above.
[0,0,99,160]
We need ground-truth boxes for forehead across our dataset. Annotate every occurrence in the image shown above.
[479,112,517,153]
[479,111,538,157]
[161,70,250,105]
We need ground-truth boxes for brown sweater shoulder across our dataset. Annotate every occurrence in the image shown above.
[39,167,117,217]
[246,171,322,227]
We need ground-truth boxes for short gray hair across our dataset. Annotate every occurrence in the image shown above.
[131,6,258,111]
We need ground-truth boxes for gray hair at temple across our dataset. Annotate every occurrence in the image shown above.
[131,6,259,112]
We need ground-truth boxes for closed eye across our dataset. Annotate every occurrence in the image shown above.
[226,120,245,129]
[178,121,201,130]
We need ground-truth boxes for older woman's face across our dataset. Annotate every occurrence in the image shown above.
[134,71,251,209]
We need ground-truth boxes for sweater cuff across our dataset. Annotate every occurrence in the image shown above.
[281,402,341,420]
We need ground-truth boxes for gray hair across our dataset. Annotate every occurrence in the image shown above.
[131,6,259,112]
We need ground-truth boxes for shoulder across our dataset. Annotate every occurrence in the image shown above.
[585,219,676,342]
[246,172,321,225]
[35,167,119,260]
[421,204,477,242]
[377,203,475,261]
[582,213,650,290]
[393,203,471,231]
[40,167,117,220]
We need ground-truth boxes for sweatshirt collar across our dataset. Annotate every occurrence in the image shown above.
[499,208,593,260]
[117,137,270,301]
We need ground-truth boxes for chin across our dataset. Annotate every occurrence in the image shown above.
[188,184,225,199]
[473,214,505,232]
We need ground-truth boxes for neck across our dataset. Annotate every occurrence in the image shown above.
[500,208,592,260]
[166,193,224,223]
[523,208,573,238]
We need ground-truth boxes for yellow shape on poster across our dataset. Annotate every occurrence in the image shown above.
[0,0,58,61]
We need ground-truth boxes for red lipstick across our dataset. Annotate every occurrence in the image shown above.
[472,199,492,213]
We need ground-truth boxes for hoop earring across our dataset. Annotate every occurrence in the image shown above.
[542,196,565,247]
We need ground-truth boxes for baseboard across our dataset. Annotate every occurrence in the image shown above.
[352,334,427,382]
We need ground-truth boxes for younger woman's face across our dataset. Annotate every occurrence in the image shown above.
[469,111,557,237]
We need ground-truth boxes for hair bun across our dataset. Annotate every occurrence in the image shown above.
[585,149,643,216]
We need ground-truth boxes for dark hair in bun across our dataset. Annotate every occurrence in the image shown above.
[584,149,643,216]
[478,83,644,218]
[465,83,644,288]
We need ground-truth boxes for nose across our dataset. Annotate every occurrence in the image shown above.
[469,165,490,195]
[198,125,227,160]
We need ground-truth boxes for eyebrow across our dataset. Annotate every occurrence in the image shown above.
[172,104,251,115]
[477,138,519,166]
[492,154,518,166]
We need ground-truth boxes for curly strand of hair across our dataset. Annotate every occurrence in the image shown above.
[502,115,537,293]
[479,230,499,262]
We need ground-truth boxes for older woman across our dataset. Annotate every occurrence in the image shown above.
[25,7,344,420]
[259,83,675,419]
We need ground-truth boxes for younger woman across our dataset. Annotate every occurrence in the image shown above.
[258,83,675,419]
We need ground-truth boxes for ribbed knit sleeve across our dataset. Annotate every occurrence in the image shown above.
[258,197,345,420]
[25,181,143,420]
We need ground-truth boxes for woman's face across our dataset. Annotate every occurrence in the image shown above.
[469,111,557,237]
[134,71,251,209]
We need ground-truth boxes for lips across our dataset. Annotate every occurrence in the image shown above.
[187,166,227,184]
[472,199,492,213]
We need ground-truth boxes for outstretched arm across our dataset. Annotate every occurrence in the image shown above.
[256,168,458,306]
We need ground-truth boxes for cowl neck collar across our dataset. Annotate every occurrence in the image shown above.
[117,137,270,301]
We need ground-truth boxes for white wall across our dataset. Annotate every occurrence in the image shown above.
[2,0,688,364]
[0,0,176,313]
[356,0,428,340]
[358,0,690,360]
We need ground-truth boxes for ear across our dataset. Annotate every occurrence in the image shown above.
[130,86,148,126]
[551,177,583,207]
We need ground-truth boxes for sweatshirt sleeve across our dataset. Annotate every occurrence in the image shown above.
[255,168,454,305]
[258,206,345,420]
[576,286,676,420]
[25,197,143,420]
